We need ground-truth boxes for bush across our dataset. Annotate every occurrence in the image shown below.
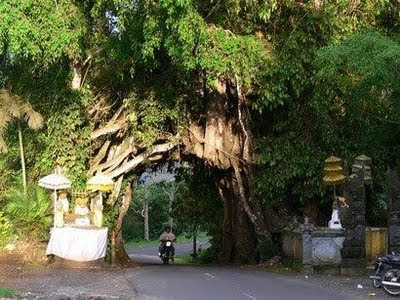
[197,246,219,264]
[5,186,52,240]
[0,211,12,247]
[0,287,15,298]
[258,238,281,262]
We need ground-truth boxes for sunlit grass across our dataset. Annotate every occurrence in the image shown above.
[0,287,16,298]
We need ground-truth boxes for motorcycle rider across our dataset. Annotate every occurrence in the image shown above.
[158,225,176,260]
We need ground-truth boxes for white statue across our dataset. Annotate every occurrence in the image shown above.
[54,202,64,228]
[74,197,90,226]
[58,190,69,213]
[328,202,342,229]
[93,197,103,228]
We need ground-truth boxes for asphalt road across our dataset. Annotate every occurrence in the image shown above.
[124,243,380,300]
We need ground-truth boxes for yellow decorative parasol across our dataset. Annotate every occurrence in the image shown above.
[323,156,347,186]
[323,156,347,200]
[86,174,114,204]
[86,174,114,192]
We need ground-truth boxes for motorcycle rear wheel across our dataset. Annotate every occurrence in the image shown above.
[382,268,400,296]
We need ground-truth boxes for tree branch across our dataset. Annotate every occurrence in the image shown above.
[91,140,111,168]
[107,142,175,178]
[91,118,126,140]
[90,141,135,175]
[232,161,267,238]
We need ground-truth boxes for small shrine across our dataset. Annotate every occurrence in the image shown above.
[40,173,113,262]
[323,156,347,229]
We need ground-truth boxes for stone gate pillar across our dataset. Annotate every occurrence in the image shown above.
[340,170,366,274]
[388,168,400,253]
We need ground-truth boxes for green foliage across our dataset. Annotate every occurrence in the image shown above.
[0,287,16,298]
[0,0,87,65]
[173,163,223,237]
[38,100,91,188]
[125,93,183,146]
[123,183,170,241]
[0,0,398,252]
[197,245,219,264]
[258,238,281,262]
[4,186,52,240]
[254,30,399,225]
[284,258,303,273]
[0,211,13,247]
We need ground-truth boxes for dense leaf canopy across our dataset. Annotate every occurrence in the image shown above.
[0,0,399,252]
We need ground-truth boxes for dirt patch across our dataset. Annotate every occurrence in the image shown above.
[0,242,139,299]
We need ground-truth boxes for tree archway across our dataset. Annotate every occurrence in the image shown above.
[89,78,267,264]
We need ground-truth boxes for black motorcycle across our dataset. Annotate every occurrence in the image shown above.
[160,239,174,264]
[370,254,395,288]
[370,253,400,294]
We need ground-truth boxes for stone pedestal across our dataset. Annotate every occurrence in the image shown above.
[340,170,366,274]
[301,219,314,274]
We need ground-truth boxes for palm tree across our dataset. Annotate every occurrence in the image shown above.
[0,90,44,196]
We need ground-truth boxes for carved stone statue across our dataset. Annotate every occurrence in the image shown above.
[74,197,90,226]
[329,209,342,229]
[329,198,342,229]
[58,190,69,213]
[92,196,103,228]
[54,202,64,228]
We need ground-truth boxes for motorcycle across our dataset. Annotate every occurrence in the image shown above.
[370,254,397,288]
[370,253,400,296]
[159,239,174,264]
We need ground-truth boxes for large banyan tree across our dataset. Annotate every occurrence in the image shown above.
[0,0,397,263]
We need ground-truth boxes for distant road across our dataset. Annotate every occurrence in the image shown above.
[126,241,210,265]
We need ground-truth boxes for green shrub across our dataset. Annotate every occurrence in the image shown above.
[0,211,13,247]
[0,287,16,298]
[5,185,52,240]
[197,246,219,264]
[284,258,303,272]
[258,238,281,262]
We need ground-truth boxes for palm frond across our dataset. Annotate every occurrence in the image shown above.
[20,102,44,130]
[0,110,12,130]
[0,136,7,154]
[0,90,21,119]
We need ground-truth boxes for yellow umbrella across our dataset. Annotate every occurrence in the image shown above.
[86,174,114,203]
[87,174,114,192]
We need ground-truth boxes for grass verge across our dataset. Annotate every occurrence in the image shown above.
[0,287,16,298]
[174,253,195,265]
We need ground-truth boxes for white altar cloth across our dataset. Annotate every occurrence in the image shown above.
[46,227,108,261]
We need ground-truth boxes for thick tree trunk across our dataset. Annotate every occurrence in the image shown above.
[111,184,133,266]
[88,77,265,264]
[183,78,266,262]
[217,175,258,262]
